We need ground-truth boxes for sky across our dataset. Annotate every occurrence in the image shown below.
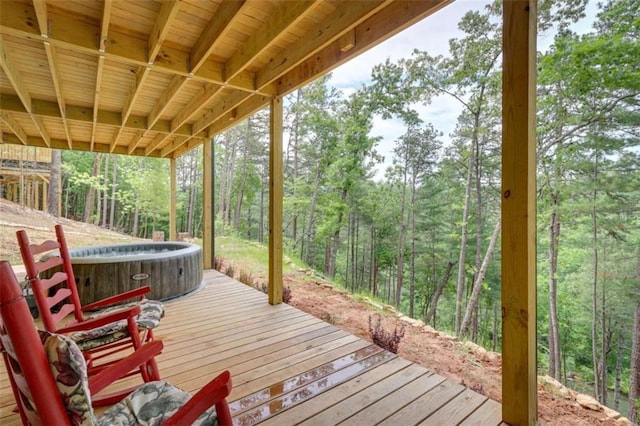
[326,0,599,179]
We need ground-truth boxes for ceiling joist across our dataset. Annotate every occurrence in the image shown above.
[0,0,451,158]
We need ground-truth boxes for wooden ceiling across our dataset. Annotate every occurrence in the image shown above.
[0,0,450,159]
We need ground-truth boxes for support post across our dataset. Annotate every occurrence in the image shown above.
[169,157,177,241]
[203,139,214,269]
[268,96,283,305]
[502,1,537,424]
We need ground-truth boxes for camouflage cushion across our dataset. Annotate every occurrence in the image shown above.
[98,381,219,426]
[73,300,164,351]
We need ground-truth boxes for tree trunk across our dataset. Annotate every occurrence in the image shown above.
[548,190,562,380]
[629,301,640,425]
[455,135,476,335]
[47,150,62,217]
[83,155,99,223]
[101,154,109,227]
[614,335,623,411]
[591,151,602,402]
[459,218,501,336]
[409,173,417,318]
[396,167,408,307]
[424,261,456,326]
[109,155,117,229]
[94,154,102,226]
[303,165,322,265]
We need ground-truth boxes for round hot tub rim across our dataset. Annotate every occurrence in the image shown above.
[65,241,201,263]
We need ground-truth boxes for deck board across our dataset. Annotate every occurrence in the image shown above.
[0,269,502,425]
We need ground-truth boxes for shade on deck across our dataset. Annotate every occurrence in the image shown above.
[0,269,501,425]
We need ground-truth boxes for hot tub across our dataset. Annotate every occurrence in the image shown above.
[50,242,203,306]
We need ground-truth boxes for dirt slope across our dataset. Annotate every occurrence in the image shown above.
[0,198,631,425]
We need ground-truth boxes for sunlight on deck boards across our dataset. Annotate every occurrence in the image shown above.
[0,269,501,425]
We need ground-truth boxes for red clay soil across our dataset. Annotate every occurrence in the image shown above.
[283,274,626,426]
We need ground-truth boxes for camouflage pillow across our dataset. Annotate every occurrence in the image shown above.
[41,331,96,426]
[98,381,219,426]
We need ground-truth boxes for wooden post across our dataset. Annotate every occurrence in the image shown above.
[169,157,177,241]
[203,139,214,269]
[502,1,537,425]
[42,180,48,212]
[268,96,283,305]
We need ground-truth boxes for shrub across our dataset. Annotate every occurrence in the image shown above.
[283,286,292,304]
[259,283,292,304]
[368,314,405,354]
[238,269,254,286]
[213,256,223,271]
[224,264,236,278]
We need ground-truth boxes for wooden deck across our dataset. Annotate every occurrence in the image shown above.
[0,270,501,425]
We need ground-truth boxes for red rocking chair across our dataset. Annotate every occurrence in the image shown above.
[16,224,165,405]
[0,260,232,426]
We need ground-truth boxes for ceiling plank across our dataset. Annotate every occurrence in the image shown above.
[255,0,391,89]
[0,4,262,95]
[148,0,182,63]
[276,0,452,96]
[224,0,317,82]
[0,35,32,113]
[190,0,246,74]
[0,112,28,145]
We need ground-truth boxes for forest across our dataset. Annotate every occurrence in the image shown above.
[10,0,638,420]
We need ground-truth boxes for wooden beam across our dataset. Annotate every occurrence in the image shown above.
[501,1,537,425]
[99,0,113,52]
[0,112,28,145]
[0,4,264,95]
[255,0,390,89]
[0,34,32,112]
[31,115,50,147]
[170,157,177,241]
[171,83,223,132]
[148,0,181,63]
[202,139,214,269]
[1,95,202,139]
[147,75,190,129]
[268,96,283,305]
[1,133,163,157]
[192,91,252,136]
[91,54,106,150]
[43,41,72,148]
[144,133,170,156]
[224,0,317,82]
[160,136,189,158]
[276,0,451,95]
[190,0,246,74]
[31,0,48,36]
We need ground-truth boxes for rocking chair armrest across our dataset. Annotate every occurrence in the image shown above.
[58,305,142,333]
[88,340,164,395]
[82,286,151,311]
[163,370,232,426]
